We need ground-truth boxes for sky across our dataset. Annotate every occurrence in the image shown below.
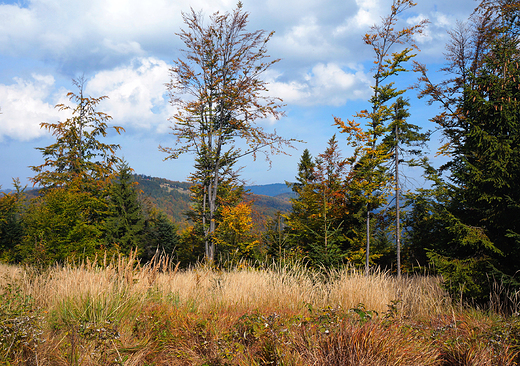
[0,0,478,190]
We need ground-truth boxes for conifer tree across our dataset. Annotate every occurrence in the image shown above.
[30,77,124,191]
[383,97,429,275]
[286,139,361,267]
[310,136,349,267]
[105,162,145,255]
[141,209,180,263]
[20,186,107,265]
[413,0,520,301]
[21,78,125,265]
[285,149,320,261]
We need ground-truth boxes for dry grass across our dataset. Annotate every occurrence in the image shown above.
[0,256,518,365]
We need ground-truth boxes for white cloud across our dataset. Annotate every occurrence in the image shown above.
[352,0,382,28]
[0,0,478,138]
[86,57,172,133]
[408,11,459,59]
[0,0,478,75]
[268,63,370,107]
[272,15,341,64]
[102,39,144,56]
[0,57,174,142]
[432,12,454,29]
[0,0,236,73]
[333,0,383,36]
[0,74,63,141]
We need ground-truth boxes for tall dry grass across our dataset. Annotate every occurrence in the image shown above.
[0,256,517,365]
[1,256,449,318]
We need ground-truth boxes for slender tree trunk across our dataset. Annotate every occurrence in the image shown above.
[366,65,382,276]
[365,208,370,275]
[323,189,328,260]
[207,167,219,262]
[395,124,401,278]
[207,135,224,262]
[203,184,209,258]
[278,213,282,260]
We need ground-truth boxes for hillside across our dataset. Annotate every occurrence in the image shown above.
[134,175,292,227]
[134,175,193,225]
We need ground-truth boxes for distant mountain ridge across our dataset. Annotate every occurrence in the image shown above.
[245,183,294,198]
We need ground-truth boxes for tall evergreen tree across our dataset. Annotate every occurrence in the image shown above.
[20,79,125,265]
[285,149,320,262]
[285,139,364,268]
[105,162,145,255]
[414,0,520,301]
[382,97,429,275]
[30,77,124,191]
[309,136,349,267]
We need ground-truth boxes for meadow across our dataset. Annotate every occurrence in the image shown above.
[1,255,519,365]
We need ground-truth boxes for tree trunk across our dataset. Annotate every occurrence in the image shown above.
[365,208,370,275]
[395,124,401,278]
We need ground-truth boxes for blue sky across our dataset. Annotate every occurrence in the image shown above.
[0,0,477,189]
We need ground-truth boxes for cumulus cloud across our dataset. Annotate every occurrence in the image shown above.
[350,0,384,29]
[0,74,64,141]
[86,57,172,133]
[268,0,369,68]
[0,0,475,80]
[0,0,236,74]
[0,57,174,141]
[268,63,370,107]
[2,0,477,64]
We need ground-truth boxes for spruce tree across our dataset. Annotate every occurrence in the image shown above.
[105,162,145,255]
[414,0,520,301]
[285,149,320,262]
[142,210,180,263]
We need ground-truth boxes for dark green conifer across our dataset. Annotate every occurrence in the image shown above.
[105,161,145,255]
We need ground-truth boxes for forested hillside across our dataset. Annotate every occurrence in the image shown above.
[134,175,192,226]
[134,174,291,227]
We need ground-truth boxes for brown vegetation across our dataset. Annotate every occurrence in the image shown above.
[0,256,518,365]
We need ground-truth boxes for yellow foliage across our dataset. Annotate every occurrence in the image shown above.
[214,202,259,258]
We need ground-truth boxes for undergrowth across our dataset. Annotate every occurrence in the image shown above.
[0,257,518,365]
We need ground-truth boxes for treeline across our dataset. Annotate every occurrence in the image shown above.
[0,80,180,265]
[272,0,520,305]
